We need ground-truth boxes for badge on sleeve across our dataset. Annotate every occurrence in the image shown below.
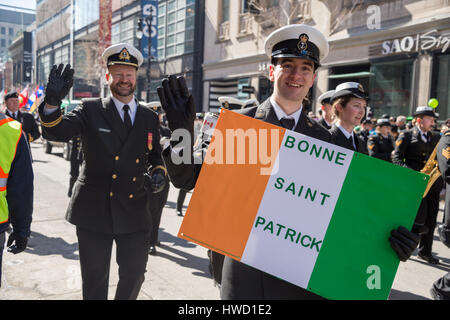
[148,133,153,151]
[442,147,450,160]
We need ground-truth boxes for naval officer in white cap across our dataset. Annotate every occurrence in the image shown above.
[218,96,259,110]
[158,24,419,299]
[316,90,335,129]
[38,43,169,299]
[393,104,442,265]
[159,24,331,300]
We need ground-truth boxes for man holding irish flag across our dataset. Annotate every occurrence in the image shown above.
[157,24,420,299]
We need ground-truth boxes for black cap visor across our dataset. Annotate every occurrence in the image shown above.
[271,39,321,67]
[331,88,369,104]
[413,110,439,118]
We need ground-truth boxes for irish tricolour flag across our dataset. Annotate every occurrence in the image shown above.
[178,109,427,300]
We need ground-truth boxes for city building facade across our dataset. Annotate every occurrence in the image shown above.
[34,0,204,106]
[202,0,450,122]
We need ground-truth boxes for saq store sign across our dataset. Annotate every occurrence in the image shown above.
[382,29,450,55]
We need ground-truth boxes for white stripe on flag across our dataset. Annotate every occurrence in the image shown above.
[241,131,354,288]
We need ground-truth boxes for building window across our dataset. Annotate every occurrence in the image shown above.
[0,39,5,47]
[112,16,136,47]
[242,0,278,14]
[431,53,450,122]
[54,46,69,66]
[9,28,13,36]
[222,0,230,22]
[1,27,5,35]
[38,53,51,84]
[157,0,195,59]
[369,59,414,118]
[74,0,100,31]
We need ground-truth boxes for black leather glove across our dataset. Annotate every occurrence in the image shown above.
[7,232,28,254]
[144,169,166,194]
[389,226,420,262]
[44,64,74,106]
[157,75,195,140]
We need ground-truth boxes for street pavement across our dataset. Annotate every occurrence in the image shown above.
[0,141,449,300]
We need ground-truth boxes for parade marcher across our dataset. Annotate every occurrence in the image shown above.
[392,106,443,264]
[157,24,420,299]
[367,118,394,162]
[38,43,168,300]
[436,129,450,248]
[316,89,334,129]
[217,96,259,110]
[0,112,33,286]
[147,102,171,255]
[429,129,450,300]
[68,136,82,197]
[4,92,40,145]
[328,82,368,154]
[396,115,407,131]
[390,124,399,141]
[357,119,373,145]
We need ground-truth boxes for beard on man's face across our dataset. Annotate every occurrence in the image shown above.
[110,81,136,97]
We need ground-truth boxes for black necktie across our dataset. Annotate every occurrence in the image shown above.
[348,135,355,150]
[280,118,295,130]
[123,105,132,133]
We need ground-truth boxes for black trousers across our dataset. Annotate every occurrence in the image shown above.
[177,189,187,212]
[220,257,324,300]
[415,191,440,255]
[148,176,170,246]
[76,227,150,300]
[0,232,5,287]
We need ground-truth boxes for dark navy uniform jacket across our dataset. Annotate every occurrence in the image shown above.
[392,127,440,171]
[0,133,33,238]
[5,110,40,143]
[393,126,443,193]
[38,97,164,235]
[367,134,394,162]
[329,124,368,154]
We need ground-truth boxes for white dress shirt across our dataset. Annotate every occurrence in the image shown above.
[111,95,138,125]
[270,96,303,128]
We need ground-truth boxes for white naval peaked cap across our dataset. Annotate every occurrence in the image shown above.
[413,106,439,118]
[264,24,329,67]
[317,90,335,105]
[102,43,144,68]
[218,96,247,110]
[330,82,368,103]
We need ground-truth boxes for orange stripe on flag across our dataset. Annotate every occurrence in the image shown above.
[178,109,285,260]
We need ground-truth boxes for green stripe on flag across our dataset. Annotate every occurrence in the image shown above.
[307,152,428,300]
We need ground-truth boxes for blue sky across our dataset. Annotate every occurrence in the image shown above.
[0,0,36,10]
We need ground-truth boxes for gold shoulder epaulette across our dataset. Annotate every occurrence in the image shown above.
[41,114,62,128]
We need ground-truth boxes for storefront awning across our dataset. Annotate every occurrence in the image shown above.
[328,72,374,79]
